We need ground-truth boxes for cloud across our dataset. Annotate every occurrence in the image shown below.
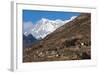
[23,21,34,36]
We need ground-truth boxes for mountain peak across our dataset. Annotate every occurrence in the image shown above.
[41,18,49,21]
[24,16,78,39]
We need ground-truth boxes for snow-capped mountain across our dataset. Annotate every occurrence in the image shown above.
[24,16,77,39]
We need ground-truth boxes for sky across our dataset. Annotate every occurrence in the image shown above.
[23,10,80,24]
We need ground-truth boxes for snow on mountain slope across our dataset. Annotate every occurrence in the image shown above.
[24,16,77,39]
